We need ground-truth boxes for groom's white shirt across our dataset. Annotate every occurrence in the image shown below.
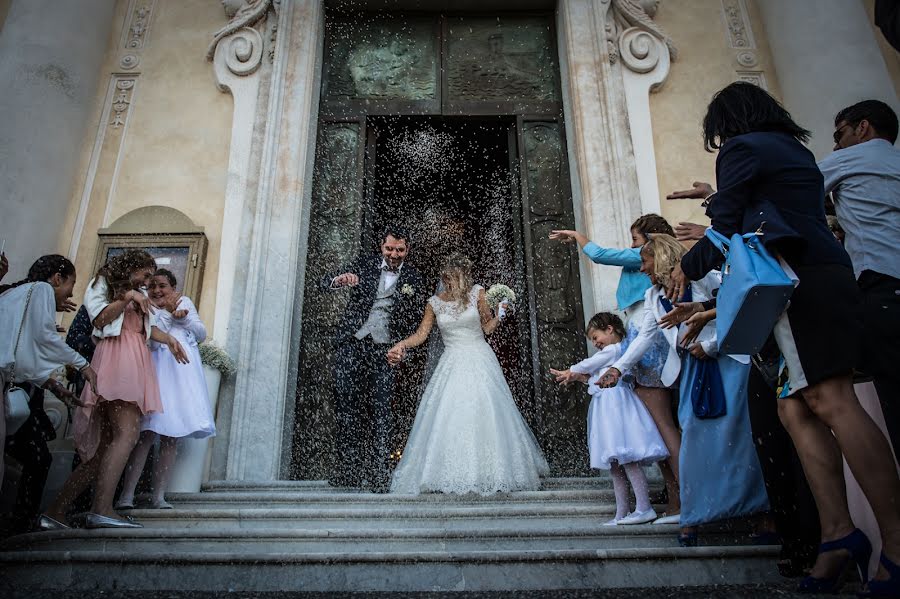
[380,258,402,290]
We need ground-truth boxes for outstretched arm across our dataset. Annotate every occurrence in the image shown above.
[387,303,436,364]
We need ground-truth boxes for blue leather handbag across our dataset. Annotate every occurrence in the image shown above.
[705,227,795,355]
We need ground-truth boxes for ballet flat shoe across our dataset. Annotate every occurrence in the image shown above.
[36,514,70,531]
[653,513,681,525]
[84,512,143,529]
[113,499,135,510]
[602,517,623,526]
[149,499,174,510]
[618,508,658,525]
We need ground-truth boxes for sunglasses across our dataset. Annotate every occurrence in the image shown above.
[833,123,854,144]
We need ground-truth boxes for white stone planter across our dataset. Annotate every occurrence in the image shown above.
[168,365,222,493]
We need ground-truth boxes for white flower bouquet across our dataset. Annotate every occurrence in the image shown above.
[198,341,237,377]
[486,284,517,310]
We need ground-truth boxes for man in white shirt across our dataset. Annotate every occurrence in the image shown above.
[818,99,900,453]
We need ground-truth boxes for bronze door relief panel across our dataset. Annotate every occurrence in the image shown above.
[293,12,587,478]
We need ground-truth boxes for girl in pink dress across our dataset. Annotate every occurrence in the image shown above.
[42,250,188,529]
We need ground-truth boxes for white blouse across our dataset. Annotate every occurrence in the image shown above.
[0,282,88,385]
[84,276,156,340]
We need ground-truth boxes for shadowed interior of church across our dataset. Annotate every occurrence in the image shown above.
[290,117,535,481]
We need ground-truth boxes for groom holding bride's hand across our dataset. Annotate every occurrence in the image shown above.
[324,226,426,491]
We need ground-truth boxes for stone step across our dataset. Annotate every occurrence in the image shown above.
[102,504,677,530]
[165,487,619,508]
[0,545,781,591]
[198,476,639,493]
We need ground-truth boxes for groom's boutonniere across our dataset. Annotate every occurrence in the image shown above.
[401,284,415,296]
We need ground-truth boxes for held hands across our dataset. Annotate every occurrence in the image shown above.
[332,273,360,288]
[666,181,714,200]
[386,343,406,366]
[596,367,622,388]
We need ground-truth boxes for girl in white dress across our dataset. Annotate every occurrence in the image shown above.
[551,313,668,525]
[117,269,215,509]
[387,253,549,495]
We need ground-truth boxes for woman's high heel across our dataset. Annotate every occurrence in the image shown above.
[859,553,900,598]
[799,528,872,594]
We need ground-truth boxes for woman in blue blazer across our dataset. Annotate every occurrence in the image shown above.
[673,82,900,596]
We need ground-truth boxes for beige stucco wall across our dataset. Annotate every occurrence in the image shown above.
[59,0,231,330]
[650,0,783,230]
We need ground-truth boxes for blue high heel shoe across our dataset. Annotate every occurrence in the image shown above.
[859,553,900,598]
[799,528,872,594]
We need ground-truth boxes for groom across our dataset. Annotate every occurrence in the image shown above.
[325,226,426,491]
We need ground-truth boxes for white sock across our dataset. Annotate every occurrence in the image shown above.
[609,462,630,519]
[623,462,652,513]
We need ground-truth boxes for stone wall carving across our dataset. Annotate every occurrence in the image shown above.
[109,79,135,129]
[607,0,677,73]
[118,0,157,70]
[720,0,766,89]
[207,0,277,77]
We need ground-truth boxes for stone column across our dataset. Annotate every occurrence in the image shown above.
[216,0,324,481]
[557,0,676,313]
[757,0,900,159]
[0,0,115,279]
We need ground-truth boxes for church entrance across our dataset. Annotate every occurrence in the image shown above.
[290,11,589,479]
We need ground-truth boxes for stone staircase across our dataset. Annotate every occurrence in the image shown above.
[0,478,780,592]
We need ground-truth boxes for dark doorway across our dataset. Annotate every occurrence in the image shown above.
[367,116,534,457]
[290,10,589,482]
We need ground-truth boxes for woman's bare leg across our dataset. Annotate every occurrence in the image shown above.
[151,435,178,504]
[118,430,157,506]
[44,416,114,522]
[636,386,681,513]
[779,374,900,580]
[90,400,142,518]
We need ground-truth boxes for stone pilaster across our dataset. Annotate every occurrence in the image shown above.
[757,0,900,158]
[0,0,116,279]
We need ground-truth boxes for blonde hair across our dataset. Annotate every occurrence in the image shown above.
[440,253,474,310]
[641,234,686,288]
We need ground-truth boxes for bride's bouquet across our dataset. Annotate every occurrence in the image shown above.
[486,284,517,311]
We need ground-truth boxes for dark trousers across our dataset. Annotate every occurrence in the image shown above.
[858,270,900,456]
[333,336,396,489]
[2,414,52,536]
[747,358,820,571]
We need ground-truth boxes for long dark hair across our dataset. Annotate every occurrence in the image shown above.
[93,249,156,301]
[702,82,811,151]
[0,254,76,294]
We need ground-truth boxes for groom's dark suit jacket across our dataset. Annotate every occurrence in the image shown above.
[324,256,427,345]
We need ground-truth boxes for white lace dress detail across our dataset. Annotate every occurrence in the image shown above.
[390,285,550,495]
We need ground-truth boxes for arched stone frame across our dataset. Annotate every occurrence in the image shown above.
[206,0,676,482]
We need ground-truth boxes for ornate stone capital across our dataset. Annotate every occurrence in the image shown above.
[207,0,277,77]
[607,0,677,74]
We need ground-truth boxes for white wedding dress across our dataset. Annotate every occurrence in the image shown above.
[390,285,550,495]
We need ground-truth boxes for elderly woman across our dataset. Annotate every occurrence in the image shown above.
[670,81,900,596]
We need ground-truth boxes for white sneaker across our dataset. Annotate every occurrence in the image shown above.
[618,508,657,525]
[653,513,681,525]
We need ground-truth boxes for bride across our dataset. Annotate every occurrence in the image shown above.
[386,253,549,494]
